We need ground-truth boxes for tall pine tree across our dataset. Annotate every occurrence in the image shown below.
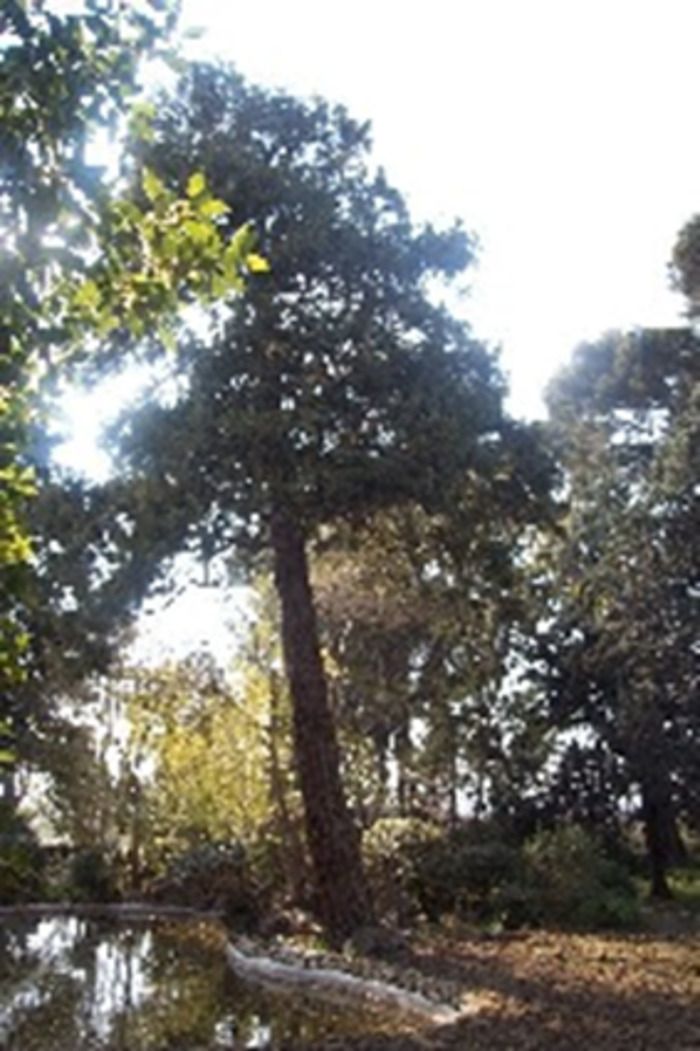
[102,63,550,942]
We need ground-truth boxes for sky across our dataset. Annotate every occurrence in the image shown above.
[58,0,700,659]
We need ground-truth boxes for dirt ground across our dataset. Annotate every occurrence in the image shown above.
[285,928,700,1051]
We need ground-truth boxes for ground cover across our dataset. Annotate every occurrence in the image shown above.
[279,926,700,1050]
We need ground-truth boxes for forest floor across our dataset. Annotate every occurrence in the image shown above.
[284,923,700,1051]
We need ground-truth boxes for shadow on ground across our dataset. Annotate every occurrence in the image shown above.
[284,929,700,1051]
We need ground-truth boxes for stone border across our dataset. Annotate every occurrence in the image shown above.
[0,902,223,921]
[225,942,462,1025]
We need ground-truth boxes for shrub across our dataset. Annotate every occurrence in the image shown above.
[413,826,522,922]
[362,817,441,924]
[149,841,262,931]
[519,824,640,929]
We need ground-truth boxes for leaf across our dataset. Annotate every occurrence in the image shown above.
[73,278,101,311]
[186,171,207,198]
[142,167,166,203]
[199,197,230,219]
[182,219,214,245]
[228,221,256,258]
[157,323,177,351]
[246,252,271,274]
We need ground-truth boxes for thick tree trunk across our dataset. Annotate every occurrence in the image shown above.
[266,669,310,905]
[270,508,373,945]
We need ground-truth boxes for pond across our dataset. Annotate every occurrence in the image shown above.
[0,914,388,1050]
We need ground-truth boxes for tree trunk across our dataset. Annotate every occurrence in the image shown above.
[270,508,373,945]
[1,766,17,811]
[395,717,412,817]
[266,669,310,906]
[640,775,682,899]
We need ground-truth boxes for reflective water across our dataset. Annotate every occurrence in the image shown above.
[0,916,378,1049]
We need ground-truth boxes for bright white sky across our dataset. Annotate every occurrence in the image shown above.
[58,0,700,660]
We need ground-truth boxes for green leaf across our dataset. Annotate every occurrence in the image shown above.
[246,252,270,274]
[183,219,214,245]
[199,197,230,219]
[73,278,101,311]
[142,167,166,203]
[186,172,207,198]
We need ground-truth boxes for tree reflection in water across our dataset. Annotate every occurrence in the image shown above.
[0,916,377,1049]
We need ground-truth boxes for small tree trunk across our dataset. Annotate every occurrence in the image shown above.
[640,776,681,899]
[395,717,412,816]
[270,508,373,945]
[1,766,17,811]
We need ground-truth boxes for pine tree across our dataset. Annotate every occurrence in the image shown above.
[103,63,549,942]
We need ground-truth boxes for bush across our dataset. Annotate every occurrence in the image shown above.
[149,841,262,931]
[362,817,441,924]
[518,824,640,929]
[0,804,45,903]
[413,826,522,922]
[68,848,118,902]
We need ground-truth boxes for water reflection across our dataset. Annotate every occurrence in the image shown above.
[0,916,383,1049]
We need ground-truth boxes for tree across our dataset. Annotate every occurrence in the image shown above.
[543,324,699,895]
[0,0,261,673]
[0,0,178,694]
[40,642,297,895]
[312,498,550,828]
[98,63,550,942]
[1,2,260,796]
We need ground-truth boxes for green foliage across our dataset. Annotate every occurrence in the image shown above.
[411,824,522,923]
[123,651,286,861]
[671,213,700,315]
[102,60,549,583]
[362,817,441,923]
[0,0,180,695]
[542,323,700,892]
[518,825,640,930]
[0,0,262,715]
[61,173,264,345]
[361,820,639,931]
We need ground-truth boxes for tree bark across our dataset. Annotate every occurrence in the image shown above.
[270,508,373,945]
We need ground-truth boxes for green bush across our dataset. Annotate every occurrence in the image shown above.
[413,827,522,922]
[149,842,262,931]
[362,817,441,924]
[518,825,640,930]
[365,818,640,931]
[68,848,118,902]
